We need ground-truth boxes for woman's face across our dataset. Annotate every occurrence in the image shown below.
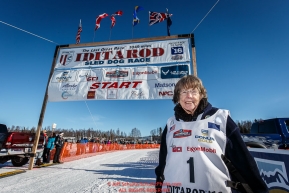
[179,87,202,114]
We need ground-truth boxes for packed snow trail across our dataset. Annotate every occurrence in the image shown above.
[0,149,159,193]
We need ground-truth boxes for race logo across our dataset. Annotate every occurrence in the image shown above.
[61,83,78,91]
[160,65,189,79]
[169,125,175,132]
[87,91,95,99]
[187,146,216,154]
[208,122,220,131]
[61,91,73,99]
[56,71,72,82]
[255,158,289,191]
[106,70,128,78]
[59,51,74,66]
[170,142,182,152]
[173,129,191,138]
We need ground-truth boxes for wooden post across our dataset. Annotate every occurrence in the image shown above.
[28,45,61,170]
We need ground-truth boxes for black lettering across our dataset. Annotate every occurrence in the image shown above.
[175,186,180,193]
[199,190,205,193]
[186,188,192,193]
[192,189,198,193]
[180,187,185,193]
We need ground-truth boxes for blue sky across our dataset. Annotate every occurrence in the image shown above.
[0,0,288,137]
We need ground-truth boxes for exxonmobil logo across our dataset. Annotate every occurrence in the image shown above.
[159,91,173,96]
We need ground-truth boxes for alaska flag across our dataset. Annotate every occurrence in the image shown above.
[133,6,144,26]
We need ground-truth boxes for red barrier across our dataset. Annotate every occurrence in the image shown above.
[55,142,160,162]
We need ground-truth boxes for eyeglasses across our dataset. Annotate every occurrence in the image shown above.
[180,89,199,96]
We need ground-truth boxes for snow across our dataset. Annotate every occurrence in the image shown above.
[0,149,159,193]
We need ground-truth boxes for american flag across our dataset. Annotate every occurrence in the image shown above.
[110,10,123,28]
[149,11,172,26]
[76,19,82,44]
[95,13,109,31]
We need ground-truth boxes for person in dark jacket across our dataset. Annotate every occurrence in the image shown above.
[155,75,268,193]
[53,132,64,164]
[43,132,56,163]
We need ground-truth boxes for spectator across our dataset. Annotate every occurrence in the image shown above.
[43,132,56,163]
[35,130,48,166]
[53,132,64,164]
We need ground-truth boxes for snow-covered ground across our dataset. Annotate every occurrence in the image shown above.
[0,149,159,193]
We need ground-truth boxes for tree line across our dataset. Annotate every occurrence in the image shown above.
[7,119,254,142]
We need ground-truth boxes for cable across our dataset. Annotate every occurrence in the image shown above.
[191,0,220,33]
[84,101,98,130]
[0,20,59,45]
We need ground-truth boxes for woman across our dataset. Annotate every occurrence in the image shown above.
[155,75,268,193]
[43,132,56,163]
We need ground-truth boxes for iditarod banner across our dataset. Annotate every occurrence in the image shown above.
[249,148,289,193]
[48,38,192,101]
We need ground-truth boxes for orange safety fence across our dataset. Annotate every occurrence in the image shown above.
[48,142,160,162]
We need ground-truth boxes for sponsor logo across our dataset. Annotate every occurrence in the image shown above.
[195,135,215,143]
[59,51,74,66]
[133,70,157,76]
[187,146,216,154]
[170,142,182,152]
[87,91,95,99]
[201,129,209,136]
[155,83,175,88]
[255,158,289,190]
[169,125,175,132]
[56,71,72,82]
[62,91,73,99]
[159,91,173,96]
[171,55,183,60]
[160,65,189,79]
[208,122,220,131]
[131,90,145,98]
[106,70,128,78]
[173,129,191,138]
[107,89,117,99]
[61,83,78,91]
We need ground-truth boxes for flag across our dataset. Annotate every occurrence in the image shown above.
[95,13,109,31]
[149,11,172,26]
[133,6,144,26]
[110,10,123,28]
[76,19,82,44]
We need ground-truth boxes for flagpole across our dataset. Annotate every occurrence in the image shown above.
[148,11,150,37]
[132,25,134,40]
[109,28,112,41]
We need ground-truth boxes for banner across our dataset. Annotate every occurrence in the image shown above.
[48,38,192,101]
[249,148,289,192]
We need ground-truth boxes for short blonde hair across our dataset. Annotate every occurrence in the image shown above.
[172,75,207,104]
